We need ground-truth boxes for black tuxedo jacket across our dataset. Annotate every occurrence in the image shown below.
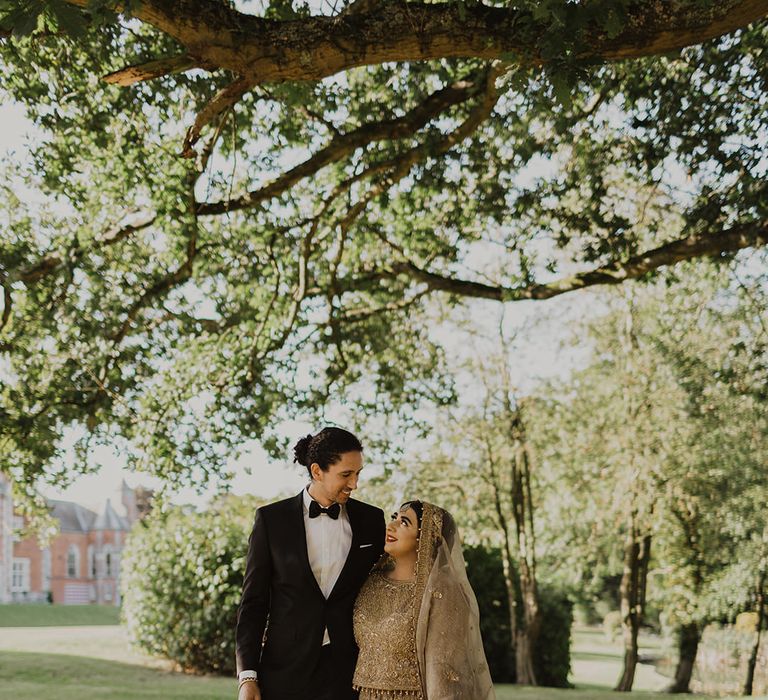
[236,492,385,697]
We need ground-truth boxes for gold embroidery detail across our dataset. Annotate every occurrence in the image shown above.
[353,572,423,699]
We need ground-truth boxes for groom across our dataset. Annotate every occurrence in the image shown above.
[236,427,385,700]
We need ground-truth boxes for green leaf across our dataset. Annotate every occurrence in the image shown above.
[550,71,572,108]
[4,1,45,37]
[603,10,624,39]
[50,0,88,37]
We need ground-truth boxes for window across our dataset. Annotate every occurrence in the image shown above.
[88,545,96,578]
[67,545,80,578]
[11,559,30,593]
[105,552,112,577]
[12,515,23,543]
[42,549,51,591]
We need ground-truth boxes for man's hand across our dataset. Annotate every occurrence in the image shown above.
[238,680,261,700]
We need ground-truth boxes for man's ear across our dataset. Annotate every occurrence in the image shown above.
[310,462,322,480]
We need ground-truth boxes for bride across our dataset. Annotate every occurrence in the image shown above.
[352,500,496,700]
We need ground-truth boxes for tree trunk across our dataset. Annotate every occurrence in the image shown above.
[666,499,706,694]
[485,333,543,687]
[499,527,521,678]
[667,622,701,693]
[483,434,521,684]
[615,522,652,692]
[508,408,541,685]
[615,295,653,692]
[744,562,766,695]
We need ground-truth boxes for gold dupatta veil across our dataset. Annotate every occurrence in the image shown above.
[413,503,496,700]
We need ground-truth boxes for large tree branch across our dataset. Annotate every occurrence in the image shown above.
[9,215,157,286]
[328,62,504,226]
[59,0,768,86]
[182,75,254,158]
[195,70,486,215]
[390,221,768,302]
[103,53,199,85]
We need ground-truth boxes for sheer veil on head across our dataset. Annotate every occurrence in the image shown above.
[413,502,496,700]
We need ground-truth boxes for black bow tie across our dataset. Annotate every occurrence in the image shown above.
[308,500,341,520]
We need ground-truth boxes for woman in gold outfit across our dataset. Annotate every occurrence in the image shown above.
[353,501,495,700]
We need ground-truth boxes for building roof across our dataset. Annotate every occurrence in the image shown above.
[92,499,129,531]
[48,500,98,533]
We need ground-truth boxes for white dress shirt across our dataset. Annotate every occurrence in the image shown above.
[303,486,353,643]
[239,488,353,682]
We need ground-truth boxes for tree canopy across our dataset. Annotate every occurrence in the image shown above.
[0,1,766,497]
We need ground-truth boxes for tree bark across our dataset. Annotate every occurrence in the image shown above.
[744,548,767,695]
[507,407,541,685]
[57,0,768,87]
[392,221,768,303]
[615,523,652,691]
[667,622,701,693]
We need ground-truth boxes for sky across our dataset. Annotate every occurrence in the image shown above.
[0,85,596,519]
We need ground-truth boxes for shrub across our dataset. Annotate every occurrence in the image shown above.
[121,495,259,674]
[734,611,759,633]
[602,610,623,641]
[463,544,572,687]
[535,585,573,688]
[463,544,515,682]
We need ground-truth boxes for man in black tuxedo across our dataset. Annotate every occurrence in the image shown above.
[236,427,385,700]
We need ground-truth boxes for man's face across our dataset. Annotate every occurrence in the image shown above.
[310,450,363,504]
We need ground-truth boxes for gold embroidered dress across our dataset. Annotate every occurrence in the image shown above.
[353,572,422,699]
[352,503,496,700]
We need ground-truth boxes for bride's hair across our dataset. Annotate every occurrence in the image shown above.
[292,426,363,476]
[399,500,424,528]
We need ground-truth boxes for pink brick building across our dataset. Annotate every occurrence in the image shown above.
[2,478,153,605]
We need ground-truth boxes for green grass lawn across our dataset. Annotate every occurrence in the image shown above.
[570,626,671,691]
[0,651,727,700]
[0,622,765,700]
[0,651,230,700]
[0,604,120,626]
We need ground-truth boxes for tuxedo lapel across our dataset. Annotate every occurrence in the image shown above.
[290,491,325,600]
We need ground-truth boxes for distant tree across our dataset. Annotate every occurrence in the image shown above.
[530,264,768,692]
[405,322,545,684]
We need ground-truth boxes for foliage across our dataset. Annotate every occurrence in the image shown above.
[464,544,572,687]
[526,265,768,688]
[1,6,766,500]
[535,586,573,688]
[120,494,263,674]
[691,624,768,695]
[464,544,515,683]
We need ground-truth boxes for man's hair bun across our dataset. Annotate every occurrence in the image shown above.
[293,434,314,467]
[291,427,363,477]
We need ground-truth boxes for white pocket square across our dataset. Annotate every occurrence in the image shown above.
[359,543,373,548]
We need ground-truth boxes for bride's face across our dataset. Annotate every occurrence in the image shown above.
[384,506,419,558]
